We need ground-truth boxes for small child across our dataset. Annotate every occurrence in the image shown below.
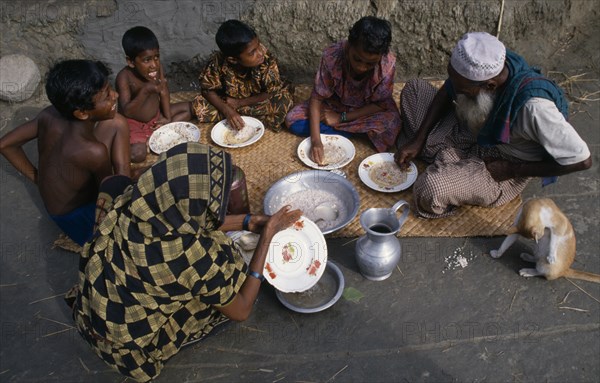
[0,60,131,245]
[192,19,293,132]
[285,16,401,164]
[116,26,192,163]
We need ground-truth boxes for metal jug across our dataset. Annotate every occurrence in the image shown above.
[355,200,410,281]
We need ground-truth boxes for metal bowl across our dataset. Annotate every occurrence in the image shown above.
[263,170,360,234]
[275,261,345,313]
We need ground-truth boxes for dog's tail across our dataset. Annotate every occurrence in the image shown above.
[564,269,600,284]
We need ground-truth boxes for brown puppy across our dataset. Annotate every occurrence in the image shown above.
[490,198,600,283]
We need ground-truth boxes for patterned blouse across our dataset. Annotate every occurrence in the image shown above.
[200,44,284,98]
[312,40,396,108]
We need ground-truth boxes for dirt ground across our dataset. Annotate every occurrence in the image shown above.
[0,14,599,383]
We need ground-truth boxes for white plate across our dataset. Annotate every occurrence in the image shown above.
[297,134,356,170]
[211,116,265,148]
[358,153,418,193]
[148,122,201,154]
[264,216,328,293]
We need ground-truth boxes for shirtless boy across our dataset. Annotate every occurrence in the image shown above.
[0,60,130,245]
[116,26,191,163]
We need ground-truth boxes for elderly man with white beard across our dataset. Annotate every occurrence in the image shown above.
[394,32,591,218]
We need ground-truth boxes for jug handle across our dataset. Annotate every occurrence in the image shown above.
[391,199,410,228]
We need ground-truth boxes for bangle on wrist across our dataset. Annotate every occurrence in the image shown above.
[340,111,347,123]
[242,214,252,231]
[248,270,265,282]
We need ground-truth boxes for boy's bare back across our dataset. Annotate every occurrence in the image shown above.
[0,59,130,245]
[36,107,112,215]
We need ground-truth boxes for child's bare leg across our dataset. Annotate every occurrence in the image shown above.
[95,113,131,177]
[171,102,194,122]
[130,143,147,163]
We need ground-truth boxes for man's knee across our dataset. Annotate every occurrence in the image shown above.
[401,79,432,100]
[412,173,440,215]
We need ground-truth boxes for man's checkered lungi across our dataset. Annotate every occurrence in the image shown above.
[397,79,530,218]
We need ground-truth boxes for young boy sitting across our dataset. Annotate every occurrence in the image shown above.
[0,60,131,246]
[116,26,191,163]
[192,19,293,132]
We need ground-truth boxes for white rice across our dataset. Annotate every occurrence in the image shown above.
[151,123,198,153]
[368,161,407,188]
[322,142,346,165]
[223,123,256,145]
[276,189,347,231]
[442,246,477,273]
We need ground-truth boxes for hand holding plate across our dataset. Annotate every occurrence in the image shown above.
[248,214,269,234]
[265,205,303,236]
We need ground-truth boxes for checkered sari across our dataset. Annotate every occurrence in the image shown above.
[72,143,247,382]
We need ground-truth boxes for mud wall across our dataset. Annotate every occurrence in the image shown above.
[1,0,598,88]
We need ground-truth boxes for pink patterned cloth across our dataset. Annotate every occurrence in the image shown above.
[285,40,400,152]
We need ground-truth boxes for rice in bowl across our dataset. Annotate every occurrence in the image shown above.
[276,189,347,232]
[263,170,360,235]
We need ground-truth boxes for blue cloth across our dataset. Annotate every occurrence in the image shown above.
[288,119,353,138]
[49,202,95,246]
[477,50,568,147]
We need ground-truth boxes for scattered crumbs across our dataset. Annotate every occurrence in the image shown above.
[443,246,477,272]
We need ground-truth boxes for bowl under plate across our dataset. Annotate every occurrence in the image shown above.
[275,261,345,313]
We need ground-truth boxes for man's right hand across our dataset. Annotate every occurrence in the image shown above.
[394,139,423,169]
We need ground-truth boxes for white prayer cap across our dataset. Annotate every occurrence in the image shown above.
[450,32,506,81]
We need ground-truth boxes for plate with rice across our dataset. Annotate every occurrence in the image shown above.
[358,153,418,193]
[264,216,328,293]
[297,134,355,170]
[148,122,201,154]
[211,116,265,148]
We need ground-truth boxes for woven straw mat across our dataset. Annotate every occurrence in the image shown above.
[54,84,520,253]
[164,85,520,239]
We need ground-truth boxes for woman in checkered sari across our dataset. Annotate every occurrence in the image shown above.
[70,142,300,382]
